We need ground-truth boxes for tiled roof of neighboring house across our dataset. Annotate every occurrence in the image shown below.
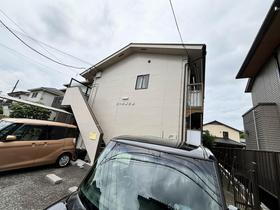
[214,137,245,147]
[28,87,64,96]
[236,0,280,92]
[203,120,242,133]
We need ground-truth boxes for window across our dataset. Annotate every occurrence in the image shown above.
[135,74,149,90]
[0,122,22,140]
[223,131,229,139]
[31,92,38,98]
[48,126,76,139]
[49,126,67,139]
[12,125,49,140]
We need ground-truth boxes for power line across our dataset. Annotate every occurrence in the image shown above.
[17,30,93,66]
[168,0,189,57]
[0,42,76,75]
[0,18,87,70]
[0,10,92,66]
[0,24,93,66]
[0,8,62,62]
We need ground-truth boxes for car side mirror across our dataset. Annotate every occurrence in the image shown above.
[6,135,17,141]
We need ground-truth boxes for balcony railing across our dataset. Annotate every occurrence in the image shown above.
[69,78,92,97]
[187,83,203,107]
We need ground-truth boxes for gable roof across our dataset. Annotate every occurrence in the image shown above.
[203,120,242,133]
[28,87,64,96]
[236,0,280,91]
[7,91,30,97]
[81,43,206,82]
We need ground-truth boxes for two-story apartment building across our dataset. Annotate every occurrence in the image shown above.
[27,87,64,107]
[62,43,206,163]
[236,0,280,151]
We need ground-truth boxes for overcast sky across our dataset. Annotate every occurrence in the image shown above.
[0,0,273,129]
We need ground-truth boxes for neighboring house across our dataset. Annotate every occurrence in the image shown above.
[27,87,64,107]
[236,0,280,151]
[7,91,30,100]
[203,120,242,142]
[2,87,64,120]
[27,87,65,120]
[2,91,31,116]
[62,43,206,163]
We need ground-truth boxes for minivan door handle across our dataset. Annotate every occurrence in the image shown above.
[37,142,47,146]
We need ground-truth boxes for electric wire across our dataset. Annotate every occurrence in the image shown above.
[168,0,189,57]
[0,8,92,66]
[0,18,87,70]
[0,23,93,66]
[0,8,62,62]
[0,42,76,76]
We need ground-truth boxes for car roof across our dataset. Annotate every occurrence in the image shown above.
[2,118,77,128]
[112,136,214,161]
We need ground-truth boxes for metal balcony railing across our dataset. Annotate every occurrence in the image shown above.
[187,83,203,107]
[69,78,92,97]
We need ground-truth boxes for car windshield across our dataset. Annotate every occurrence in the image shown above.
[79,142,223,210]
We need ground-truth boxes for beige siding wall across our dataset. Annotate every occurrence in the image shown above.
[88,53,186,146]
[203,124,240,142]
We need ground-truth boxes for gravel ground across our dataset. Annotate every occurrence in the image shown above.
[0,164,89,210]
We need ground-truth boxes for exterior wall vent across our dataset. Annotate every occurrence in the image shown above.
[95,72,102,78]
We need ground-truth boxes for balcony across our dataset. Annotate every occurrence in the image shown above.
[187,83,203,107]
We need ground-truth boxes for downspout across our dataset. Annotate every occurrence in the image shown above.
[179,60,188,147]
[252,109,260,150]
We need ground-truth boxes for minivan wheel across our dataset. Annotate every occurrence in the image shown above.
[57,154,71,167]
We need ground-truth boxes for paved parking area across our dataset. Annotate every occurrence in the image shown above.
[0,164,89,210]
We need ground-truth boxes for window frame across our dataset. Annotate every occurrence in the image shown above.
[222,131,229,139]
[31,92,38,98]
[135,74,150,90]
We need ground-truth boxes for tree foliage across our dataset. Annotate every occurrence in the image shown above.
[10,103,51,120]
[240,132,246,139]
[0,106,3,114]
[202,130,215,150]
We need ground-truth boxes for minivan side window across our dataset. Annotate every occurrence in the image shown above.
[0,123,22,140]
[12,125,49,140]
[48,126,77,140]
[66,128,77,138]
[49,126,66,140]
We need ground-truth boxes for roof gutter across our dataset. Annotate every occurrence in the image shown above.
[236,0,280,79]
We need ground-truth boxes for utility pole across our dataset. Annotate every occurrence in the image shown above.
[11,80,19,93]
